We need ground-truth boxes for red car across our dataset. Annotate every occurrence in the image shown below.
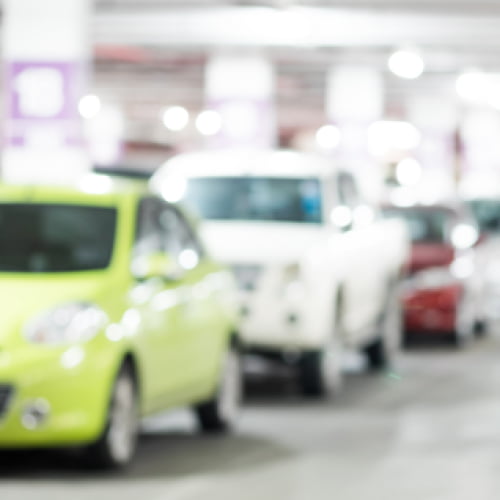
[383,204,479,346]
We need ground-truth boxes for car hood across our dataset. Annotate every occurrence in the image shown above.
[200,221,326,265]
[0,273,113,348]
[409,243,455,274]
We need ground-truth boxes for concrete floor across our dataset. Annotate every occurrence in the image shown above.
[2,334,500,500]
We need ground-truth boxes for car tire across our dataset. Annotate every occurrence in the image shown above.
[474,318,489,338]
[194,342,242,433]
[451,297,475,348]
[450,327,473,348]
[298,311,344,398]
[84,364,139,469]
[365,283,402,371]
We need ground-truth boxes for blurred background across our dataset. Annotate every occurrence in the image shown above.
[6,0,500,200]
[3,1,500,499]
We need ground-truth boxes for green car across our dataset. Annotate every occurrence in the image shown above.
[0,175,241,468]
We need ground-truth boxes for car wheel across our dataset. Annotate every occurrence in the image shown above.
[298,310,344,398]
[85,365,139,469]
[450,325,473,348]
[451,296,475,348]
[365,284,402,371]
[474,318,489,338]
[195,343,242,433]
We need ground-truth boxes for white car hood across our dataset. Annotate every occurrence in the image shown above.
[200,221,326,265]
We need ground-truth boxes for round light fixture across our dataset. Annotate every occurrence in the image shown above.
[162,106,189,131]
[388,49,425,80]
[456,71,488,102]
[395,158,423,186]
[196,110,222,136]
[315,125,341,150]
[78,94,101,119]
[368,120,421,156]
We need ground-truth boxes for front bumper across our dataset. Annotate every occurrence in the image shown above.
[0,342,119,448]
[237,292,329,351]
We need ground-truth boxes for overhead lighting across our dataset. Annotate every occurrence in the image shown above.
[456,71,488,102]
[388,49,425,80]
[456,70,500,110]
[395,158,422,186]
[78,94,101,119]
[162,106,189,131]
[368,120,421,156]
[196,110,222,136]
[315,125,341,150]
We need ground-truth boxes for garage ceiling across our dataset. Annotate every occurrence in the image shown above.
[6,1,494,152]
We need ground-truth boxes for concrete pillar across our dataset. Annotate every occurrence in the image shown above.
[203,53,276,149]
[459,108,500,196]
[326,66,384,199]
[3,0,93,184]
[407,96,458,201]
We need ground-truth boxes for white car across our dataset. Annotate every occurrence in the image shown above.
[152,150,409,397]
[465,197,500,327]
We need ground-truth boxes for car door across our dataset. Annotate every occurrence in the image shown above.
[157,205,224,392]
[129,196,189,412]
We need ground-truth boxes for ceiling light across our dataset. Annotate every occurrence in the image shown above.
[162,106,189,131]
[78,94,101,119]
[368,120,421,156]
[388,49,425,80]
[315,125,341,150]
[456,71,488,102]
[196,110,222,136]
[395,158,422,186]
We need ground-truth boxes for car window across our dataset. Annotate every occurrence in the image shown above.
[135,197,203,269]
[184,177,323,224]
[0,203,117,272]
[158,207,204,264]
[134,197,165,255]
[467,199,500,233]
[336,172,360,208]
[383,207,451,243]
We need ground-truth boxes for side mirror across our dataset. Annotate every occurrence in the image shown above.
[131,252,181,282]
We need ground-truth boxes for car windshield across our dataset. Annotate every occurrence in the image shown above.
[184,177,323,223]
[383,207,450,244]
[0,203,117,272]
[467,199,500,233]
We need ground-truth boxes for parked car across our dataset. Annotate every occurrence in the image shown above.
[465,196,500,325]
[152,150,409,397]
[383,203,479,345]
[0,175,240,468]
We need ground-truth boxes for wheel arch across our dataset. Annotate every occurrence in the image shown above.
[120,351,141,403]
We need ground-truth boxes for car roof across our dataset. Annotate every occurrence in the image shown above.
[0,174,148,206]
[153,149,341,181]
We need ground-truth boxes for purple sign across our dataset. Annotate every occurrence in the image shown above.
[4,61,87,148]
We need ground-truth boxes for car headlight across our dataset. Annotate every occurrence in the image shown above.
[280,262,304,300]
[24,303,108,345]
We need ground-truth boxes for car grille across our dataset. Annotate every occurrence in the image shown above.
[231,264,263,291]
[0,385,14,420]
